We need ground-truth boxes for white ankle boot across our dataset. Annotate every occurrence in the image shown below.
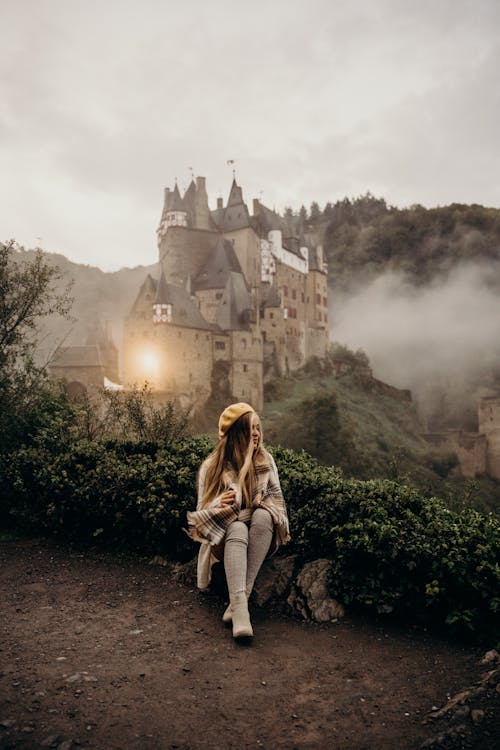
[229,591,253,638]
[222,588,251,624]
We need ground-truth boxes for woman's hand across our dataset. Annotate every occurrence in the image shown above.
[220,489,236,506]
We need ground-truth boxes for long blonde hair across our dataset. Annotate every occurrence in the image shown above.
[200,412,266,508]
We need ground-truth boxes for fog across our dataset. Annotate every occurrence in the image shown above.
[330,262,500,427]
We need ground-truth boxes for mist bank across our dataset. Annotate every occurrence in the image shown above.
[330,262,500,430]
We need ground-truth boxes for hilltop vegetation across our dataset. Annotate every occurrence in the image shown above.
[294,194,500,292]
[262,349,500,516]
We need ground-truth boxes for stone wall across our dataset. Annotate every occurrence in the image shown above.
[122,318,214,409]
[478,397,500,480]
[423,430,487,478]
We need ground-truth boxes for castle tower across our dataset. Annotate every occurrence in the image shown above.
[193,176,212,230]
[165,183,187,228]
[479,396,500,479]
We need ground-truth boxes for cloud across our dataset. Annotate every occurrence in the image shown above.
[330,262,500,397]
[1,0,500,268]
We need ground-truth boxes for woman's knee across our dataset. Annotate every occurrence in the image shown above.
[225,520,249,543]
[251,508,274,533]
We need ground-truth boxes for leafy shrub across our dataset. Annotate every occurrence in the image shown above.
[272,446,499,643]
[2,439,498,643]
[2,436,213,561]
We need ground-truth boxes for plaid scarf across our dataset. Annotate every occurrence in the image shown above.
[186,452,290,551]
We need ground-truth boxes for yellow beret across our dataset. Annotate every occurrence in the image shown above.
[218,402,255,438]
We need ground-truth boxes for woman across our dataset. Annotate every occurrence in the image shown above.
[187,402,290,639]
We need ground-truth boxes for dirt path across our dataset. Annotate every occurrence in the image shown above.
[0,539,496,750]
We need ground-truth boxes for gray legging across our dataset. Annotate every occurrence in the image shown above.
[224,508,274,596]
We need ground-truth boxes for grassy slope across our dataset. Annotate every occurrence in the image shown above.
[262,370,500,515]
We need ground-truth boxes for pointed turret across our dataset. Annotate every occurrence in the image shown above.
[227,178,244,207]
[182,179,197,225]
[153,270,173,324]
[165,183,187,228]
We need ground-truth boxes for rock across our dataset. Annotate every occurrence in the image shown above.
[449,705,470,723]
[480,667,500,686]
[252,555,297,606]
[58,740,73,750]
[173,558,197,586]
[289,559,345,623]
[428,688,476,719]
[480,649,499,665]
[470,709,485,724]
[0,720,16,728]
[41,736,61,748]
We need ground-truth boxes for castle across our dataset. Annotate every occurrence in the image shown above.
[424,396,500,481]
[122,176,329,410]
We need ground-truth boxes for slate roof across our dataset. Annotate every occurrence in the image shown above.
[252,202,285,234]
[282,235,308,261]
[153,274,214,330]
[216,272,253,331]
[193,237,244,291]
[50,345,103,368]
[154,270,171,304]
[210,178,251,231]
[227,178,244,207]
[170,183,185,212]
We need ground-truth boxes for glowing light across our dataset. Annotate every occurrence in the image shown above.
[138,349,159,374]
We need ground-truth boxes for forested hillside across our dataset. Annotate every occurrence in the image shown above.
[297,194,500,292]
[298,196,500,432]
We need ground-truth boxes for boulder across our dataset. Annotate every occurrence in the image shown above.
[288,559,345,622]
[252,555,297,606]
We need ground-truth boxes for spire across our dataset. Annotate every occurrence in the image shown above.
[153,270,173,324]
[154,269,170,305]
[183,179,196,209]
[171,182,184,211]
[227,178,244,207]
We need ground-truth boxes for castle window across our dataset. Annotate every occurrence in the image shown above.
[283,285,288,296]
[316,293,321,304]
[215,341,226,350]
[241,338,247,349]
[216,292,223,300]
[301,293,304,303]
[270,312,274,319]
[323,296,327,307]
[178,331,182,337]
[292,289,296,300]
[283,308,288,320]
[195,333,199,340]
[243,364,248,372]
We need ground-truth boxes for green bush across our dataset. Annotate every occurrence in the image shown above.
[272,446,499,643]
[2,439,498,643]
[2,436,213,561]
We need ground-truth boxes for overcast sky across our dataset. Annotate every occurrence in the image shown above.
[1,0,499,270]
